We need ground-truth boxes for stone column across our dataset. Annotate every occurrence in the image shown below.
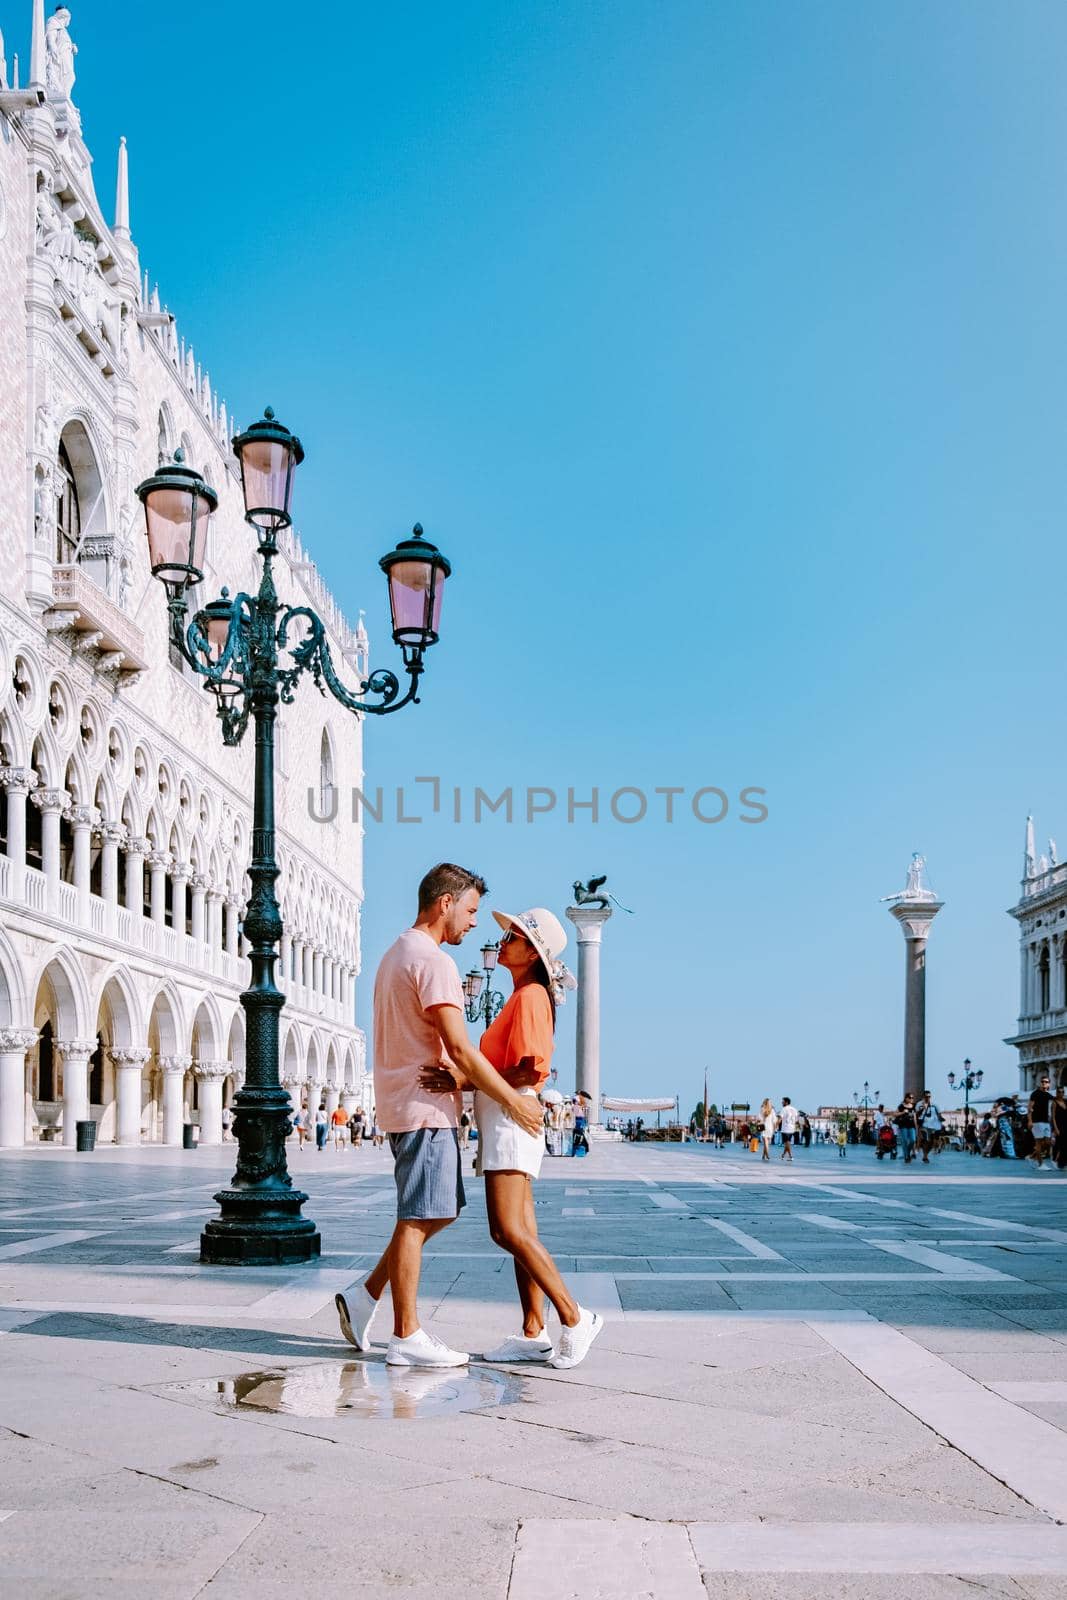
[70,805,98,926]
[302,941,313,990]
[566,903,613,1126]
[311,946,323,1003]
[171,861,191,942]
[109,1046,151,1145]
[324,1084,340,1118]
[147,850,170,929]
[0,768,37,889]
[224,897,240,957]
[206,889,224,959]
[33,788,69,911]
[99,823,124,929]
[125,836,149,921]
[341,1089,358,1116]
[195,1060,228,1145]
[160,1054,191,1146]
[885,857,944,1101]
[0,1027,37,1148]
[57,1038,97,1147]
[189,874,207,948]
[279,933,292,993]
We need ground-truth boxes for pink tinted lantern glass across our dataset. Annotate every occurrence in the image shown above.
[468,971,485,1000]
[205,611,231,663]
[240,439,295,529]
[387,558,445,644]
[143,486,209,582]
[481,941,499,973]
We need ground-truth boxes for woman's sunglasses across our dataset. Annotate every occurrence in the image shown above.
[500,928,530,946]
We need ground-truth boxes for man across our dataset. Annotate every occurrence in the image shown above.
[895,1094,918,1165]
[778,1097,799,1161]
[916,1089,943,1164]
[330,1100,348,1151]
[1028,1073,1055,1170]
[335,863,544,1368]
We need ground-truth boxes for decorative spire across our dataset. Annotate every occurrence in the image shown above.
[1049,838,1058,868]
[1025,814,1036,879]
[28,0,44,90]
[114,136,130,241]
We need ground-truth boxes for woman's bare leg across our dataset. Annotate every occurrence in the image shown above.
[486,1171,578,1328]
[512,1179,545,1335]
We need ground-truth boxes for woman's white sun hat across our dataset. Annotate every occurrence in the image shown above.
[492,906,578,1005]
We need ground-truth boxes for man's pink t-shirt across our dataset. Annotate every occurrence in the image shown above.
[373,926,464,1132]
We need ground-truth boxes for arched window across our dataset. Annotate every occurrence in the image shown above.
[319,730,335,817]
[55,440,80,563]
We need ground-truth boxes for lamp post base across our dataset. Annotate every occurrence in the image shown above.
[200,1190,321,1264]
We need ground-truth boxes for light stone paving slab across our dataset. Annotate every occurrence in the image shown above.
[861,1238,1017,1280]
[808,1313,1067,1522]
[510,1519,705,1600]
[648,1192,688,1210]
[699,1216,784,1259]
[989,1381,1067,1401]
[0,1228,107,1258]
[689,1522,1067,1573]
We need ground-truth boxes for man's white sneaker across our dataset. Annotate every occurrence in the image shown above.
[482,1331,554,1363]
[335,1283,379,1351]
[386,1328,469,1368]
[547,1307,603,1370]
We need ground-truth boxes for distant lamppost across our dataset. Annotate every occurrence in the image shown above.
[463,939,506,1027]
[853,1081,879,1119]
[136,410,451,1265]
[948,1058,983,1127]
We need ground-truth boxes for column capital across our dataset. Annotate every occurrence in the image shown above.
[68,804,99,831]
[146,850,172,871]
[124,834,151,856]
[95,821,127,847]
[55,1037,97,1062]
[0,1027,38,1053]
[566,904,613,941]
[107,1046,152,1069]
[189,873,209,894]
[170,860,193,882]
[194,1059,230,1082]
[159,1053,192,1075]
[889,900,944,942]
[0,767,38,794]
[31,786,70,815]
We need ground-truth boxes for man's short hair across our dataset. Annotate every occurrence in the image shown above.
[418,862,488,912]
[782,1097,791,1105]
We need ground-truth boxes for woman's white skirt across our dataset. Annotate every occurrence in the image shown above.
[474,1088,545,1178]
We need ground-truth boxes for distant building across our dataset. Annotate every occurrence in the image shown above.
[0,6,368,1147]
[1005,816,1067,1091]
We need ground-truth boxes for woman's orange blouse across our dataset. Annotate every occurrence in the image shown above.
[480,983,554,1086]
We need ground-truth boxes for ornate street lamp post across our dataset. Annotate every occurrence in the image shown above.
[463,939,506,1028]
[136,410,451,1264]
[948,1057,983,1132]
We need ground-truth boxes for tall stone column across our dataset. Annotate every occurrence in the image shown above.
[99,822,124,934]
[147,850,170,929]
[224,897,240,957]
[33,788,69,912]
[0,1028,37,1148]
[565,902,613,1126]
[171,861,191,941]
[57,1038,97,1147]
[883,854,944,1101]
[324,1084,340,1118]
[70,805,97,925]
[0,768,37,891]
[195,1060,228,1145]
[189,874,207,947]
[109,1047,151,1145]
[160,1054,191,1146]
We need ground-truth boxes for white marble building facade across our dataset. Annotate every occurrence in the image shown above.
[1005,817,1067,1091]
[0,4,369,1146]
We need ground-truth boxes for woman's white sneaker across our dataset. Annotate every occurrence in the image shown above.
[482,1330,554,1362]
[386,1328,469,1367]
[335,1282,379,1351]
[548,1307,603,1369]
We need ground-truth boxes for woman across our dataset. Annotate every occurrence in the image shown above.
[424,906,602,1370]
[759,1098,776,1161]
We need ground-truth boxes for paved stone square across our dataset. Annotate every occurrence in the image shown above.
[1,1138,1067,1598]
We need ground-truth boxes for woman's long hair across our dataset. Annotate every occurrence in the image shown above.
[530,955,558,1032]
[760,1098,773,1119]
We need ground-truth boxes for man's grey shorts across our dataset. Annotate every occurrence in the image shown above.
[389,1128,466,1220]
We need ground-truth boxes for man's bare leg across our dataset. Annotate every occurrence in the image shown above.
[363,1217,453,1337]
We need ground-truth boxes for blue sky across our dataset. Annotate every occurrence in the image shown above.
[52,0,1067,1113]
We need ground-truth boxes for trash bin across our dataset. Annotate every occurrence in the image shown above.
[75,1119,97,1152]
[182,1122,197,1149]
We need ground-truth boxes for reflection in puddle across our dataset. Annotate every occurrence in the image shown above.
[183,1360,523,1420]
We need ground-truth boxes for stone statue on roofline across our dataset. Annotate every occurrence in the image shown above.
[45,7,77,101]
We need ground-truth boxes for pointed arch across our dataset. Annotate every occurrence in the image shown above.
[93,964,141,1048]
[31,946,92,1040]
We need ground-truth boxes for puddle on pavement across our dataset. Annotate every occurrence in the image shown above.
[159,1360,524,1420]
